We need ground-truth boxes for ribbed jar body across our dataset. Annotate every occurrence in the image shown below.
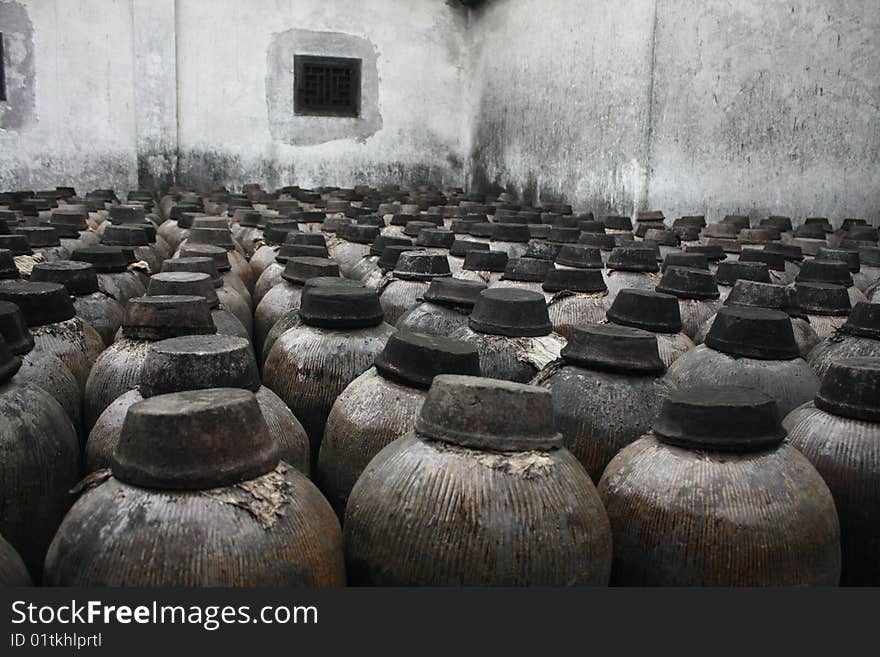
[546,293,608,340]
[32,317,105,391]
[43,465,345,587]
[73,292,125,346]
[261,311,303,367]
[254,283,303,360]
[249,245,279,280]
[598,435,841,586]
[0,533,31,586]
[535,364,673,482]
[351,256,380,285]
[603,271,661,306]
[807,335,880,379]
[451,326,563,384]
[96,271,146,307]
[784,402,880,585]
[84,339,152,431]
[333,242,372,279]
[253,262,283,306]
[804,313,848,340]
[678,298,723,340]
[665,345,820,416]
[15,349,82,432]
[396,302,470,336]
[0,380,80,579]
[344,433,612,586]
[454,269,504,286]
[319,368,425,517]
[379,280,431,325]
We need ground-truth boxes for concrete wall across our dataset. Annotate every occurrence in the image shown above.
[468,0,880,225]
[174,0,469,191]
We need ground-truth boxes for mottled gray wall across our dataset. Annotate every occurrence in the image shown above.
[468,0,880,225]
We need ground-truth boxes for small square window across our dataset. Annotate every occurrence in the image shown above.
[0,33,7,102]
[294,55,361,118]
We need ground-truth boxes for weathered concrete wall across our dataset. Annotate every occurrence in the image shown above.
[468,0,880,225]
[0,0,139,192]
[175,0,469,191]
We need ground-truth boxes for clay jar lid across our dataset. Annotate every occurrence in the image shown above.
[370,236,412,257]
[463,250,508,273]
[416,229,455,249]
[49,209,88,235]
[579,233,616,251]
[0,235,33,256]
[796,259,855,287]
[192,217,231,230]
[705,306,799,360]
[815,358,880,422]
[675,226,702,242]
[449,239,488,258]
[262,222,299,244]
[0,280,76,326]
[467,222,496,239]
[282,256,340,285]
[842,302,880,340]
[340,224,381,244]
[502,257,553,282]
[109,205,146,224]
[606,289,683,334]
[644,228,680,247]
[179,244,231,272]
[0,249,19,279]
[547,227,581,244]
[423,278,486,309]
[805,217,833,232]
[16,226,61,248]
[102,224,151,247]
[374,331,480,390]
[685,244,726,262]
[794,224,827,240]
[299,284,384,329]
[604,216,632,231]
[379,245,420,271]
[275,244,329,262]
[70,246,128,273]
[403,221,437,238]
[738,248,786,272]
[674,216,707,229]
[140,335,260,398]
[722,215,751,231]
[702,223,738,239]
[555,244,602,269]
[578,220,606,234]
[469,287,551,337]
[525,240,562,261]
[147,272,220,309]
[795,283,851,316]
[122,296,216,340]
[543,268,606,294]
[161,257,223,287]
[490,223,530,244]
[562,324,664,374]
[607,246,660,272]
[738,227,780,244]
[764,243,804,262]
[390,213,417,227]
[859,247,880,267]
[30,260,99,296]
[187,227,235,251]
[652,386,785,452]
[236,211,262,227]
[414,375,562,451]
[0,301,35,354]
[725,280,790,312]
[663,252,709,271]
[715,261,771,286]
[763,216,793,231]
[393,251,451,281]
[656,266,720,300]
[817,248,860,273]
[113,388,279,490]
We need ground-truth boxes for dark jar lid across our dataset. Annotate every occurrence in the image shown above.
[286,232,327,247]
[652,386,785,452]
[555,244,603,269]
[722,215,751,230]
[262,222,299,245]
[795,283,851,316]
[525,240,562,261]
[656,266,720,300]
[161,257,223,287]
[663,252,709,272]
[101,224,150,247]
[109,205,146,224]
[370,235,412,257]
[390,213,417,227]
[449,239,489,258]
[547,227,581,244]
[578,220,606,234]
[502,257,553,282]
[379,245,421,271]
[840,302,880,340]
[561,324,664,374]
[0,280,76,326]
[738,248,786,272]
[579,233,616,251]
[416,229,455,249]
[674,215,707,228]
[607,246,660,272]
[644,228,680,246]
[468,287,552,337]
[492,224,531,245]
[0,301,35,354]
[715,261,772,286]
[606,288,683,334]
[393,251,451,281]
[763,216,793,232]
[187,227,235,251]
[725,280,791,312]
[30,260,99,296]
[50,209,88,233]
[764,242,804,262]
[0,235,33,256]
[147,272,220,309]
[112,388,280,490]
[423,278,486,309]
[178,243,231,272]
[0,249,20,279]
[685,244,726,262]
[403,221,437,238]
[794,224,828,240]
[859,246,880,268]
[122,296,217,341]
[15,226,61,248]
[815,358,880,422]
[374,330,480,390]
[71,245,129,273]
[340,224,381,244]
[275,244,329,262]
[702,223,738,239]
[543,268,607,294]
[414,374,562,451]
[140,335,260,398]
[281,256,340,285]
[604,215,633,231]
[796,259,855,287]
[467,222,496,239]
[705,306,800,360]
[816,248,860,273]
[299,285,385,329]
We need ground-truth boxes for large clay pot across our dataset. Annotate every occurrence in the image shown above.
[253,238,329,305]
[797,259,867,307]
[178,243,253,310]
[603,246,662,305]
[333,225,381,278]
[379,252,452,325]
[0,532,31,586]
[794,282,852,339]
[655,266,722,339]
[542,269,608,340]
[808,302,880,378]
[344,375,613,586]
[489,223,531,259]
[492,257,554,296]
[605,289,694,367]
[351,236,412,284]
[666,306,820,416]
[70,246,147,307]
[714,260,772,301]
[15,226,70,262]
[783,358,880,585]
[320,331,480,517]
[263,284,395,471]
[100,224,164,274]
[45,388,345,587]
[598,385,841,586]
[534,324,672,482]
[454,250,508,286]
[396,278,486,337]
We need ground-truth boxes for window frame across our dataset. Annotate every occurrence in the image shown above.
[293,54,362,118]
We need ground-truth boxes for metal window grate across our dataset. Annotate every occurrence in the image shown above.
[294,55,361,117]
[0,33,7,102]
